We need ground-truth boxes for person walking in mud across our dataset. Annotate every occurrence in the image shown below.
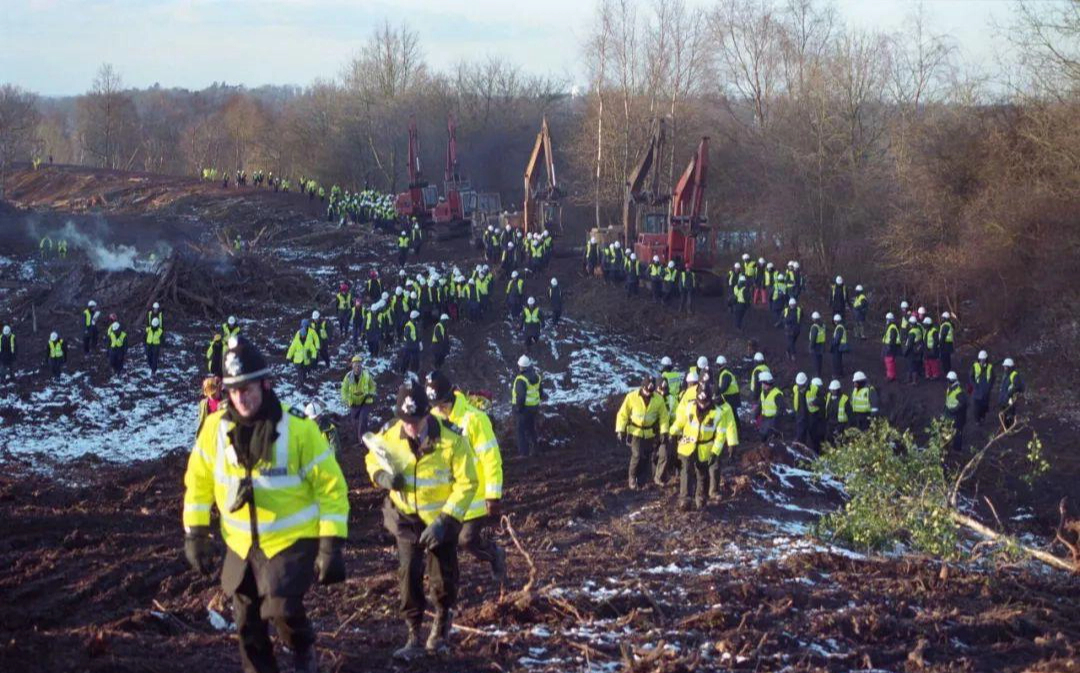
[364,381,477,661]
[182,336,349,673]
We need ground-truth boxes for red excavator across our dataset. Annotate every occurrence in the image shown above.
[633,135,713,270]
[394,117,438,223]
[431,115,475,237]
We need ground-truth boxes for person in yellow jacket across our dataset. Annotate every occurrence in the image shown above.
[182,336,349,673]
[341,354,376,445]
[364,381,478,660]
[615,376,670,490]
[286,319,319,388]
[669,387,739,510]
[426,370,507,581]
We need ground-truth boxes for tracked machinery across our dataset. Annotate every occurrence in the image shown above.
[633,135,714,271]
[393,117,438,224]
[431,114,485,239]
[495,117,562,236]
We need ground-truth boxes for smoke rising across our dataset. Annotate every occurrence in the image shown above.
[25,216,172,272]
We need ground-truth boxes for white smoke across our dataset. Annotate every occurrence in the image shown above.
[27,217,171,272]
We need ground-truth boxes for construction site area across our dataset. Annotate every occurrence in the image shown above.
[1,153,1079,673]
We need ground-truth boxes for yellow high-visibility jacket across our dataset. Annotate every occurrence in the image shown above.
[365,417,478,524]
[286,329,318,365]
[182,404,349,560]
[341,370,376,406]
[615,390,670,439]
[433,391,503,521]
[669,401,739,461]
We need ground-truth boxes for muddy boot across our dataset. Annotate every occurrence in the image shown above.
[694,496,705,510]
[392,622,425,661]
[491,546,507,583]
[294,647,319,673]
[679,500,692,512]
[426,609,452,656]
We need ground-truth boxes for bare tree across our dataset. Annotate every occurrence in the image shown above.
[711,0,785,132]
[77,64,139,169]
[0,84,41,198]
[1008,0,1080,97]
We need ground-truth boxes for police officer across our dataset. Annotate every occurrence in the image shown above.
[365,381,477,660]
[182,336,348,673]
[615,375,670,490]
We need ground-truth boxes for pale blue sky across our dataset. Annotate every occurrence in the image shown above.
[0,0,1012,96]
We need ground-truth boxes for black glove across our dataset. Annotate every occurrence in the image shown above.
[315,537,346,585]
[485,499,503,518]
[616,432,626,444]
[418,514,451,550]
[373,470,406,491]
[184,526,216,576]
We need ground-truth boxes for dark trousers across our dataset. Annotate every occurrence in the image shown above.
[459,515,500,567]
[941,349,953,377]
[50,358,63,377]
[383,500,461,626]
[228,546,316,673]
[367,336,380,358]
[654,440,675,485]
[349,405,370,445]
[0,361,13,380]
[786,332,798,356]
[679,455,718,503]
[973,396,990,423]
[294,362,308,387]
[433,345,448,368]
[811,352,823,378]
[734,304,748,330]
[398,346,419,374]
[338,311,349,336]
[628,435,655,487]
[950,417,965,451]
[831,351,844,377]
[680,290,693,313]
[83,326,98,353]
[145,344,160,373]
[758,416,779,442]
[795,416,810,445]
[108,349,125,374]
[515,409,538,456]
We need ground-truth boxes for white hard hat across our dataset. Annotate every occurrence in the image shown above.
[811,311,821,320]
[734,262,741,269]
[401,230,407,236]
[886,312,895,320]
[399,269,406,276]
[110,322,120,331]
[766,262,774,269]
[629,253,637,260]
[652,255,660,263]
[1003,358,1015,367]
[941,312,950,319]
[50,331,58,341]
[550,278,558,286]
[394,287,403,295]
[828,380,841,391]
[978,350,988,360]
[753,352,764,363]
[517,355,532,368]
[852,371,867,383]
[686,371,699,383]
[811,377,823,387]
[228,316,236,325]
[833,314,842,322]
[527,297,536,306]
[788,298,796,306]
[590,237,596,244]
[440,313,449,321]
[918,306,927,315]
[508,243,514,249]
[758,257,765,264]
[835,276,843,284]
[909,316,917,324]
[696,356,708,369]
[855,284,863,292]
[715,355,727,366]
[2,326,11,336]
[311,310,320,320]
[787,260,795,267]
[304,401,322,418]
[759,371,773,383]
[901,301,909,310]
[667,261,675,268]
[381,292,389,299]
[88,300,97,308]
[613,241,621,249]
[409,310,420,319]
[738,274,746,282]
[742,253,750,260]
[151,318,159,327]
[152,302,160,310]
[795,372,808,385]
[511,271,519,279]
[792,261,800,269]
[922,317,932,325]
[660,356,673,367]
[946,371,958,382]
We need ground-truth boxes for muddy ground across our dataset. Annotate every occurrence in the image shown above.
[1,164,1078,673]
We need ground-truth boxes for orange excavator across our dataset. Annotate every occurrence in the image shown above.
[521,117,562,235]
[394,117,438,223]
[622,118,671,249]
[633,136,713,271]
